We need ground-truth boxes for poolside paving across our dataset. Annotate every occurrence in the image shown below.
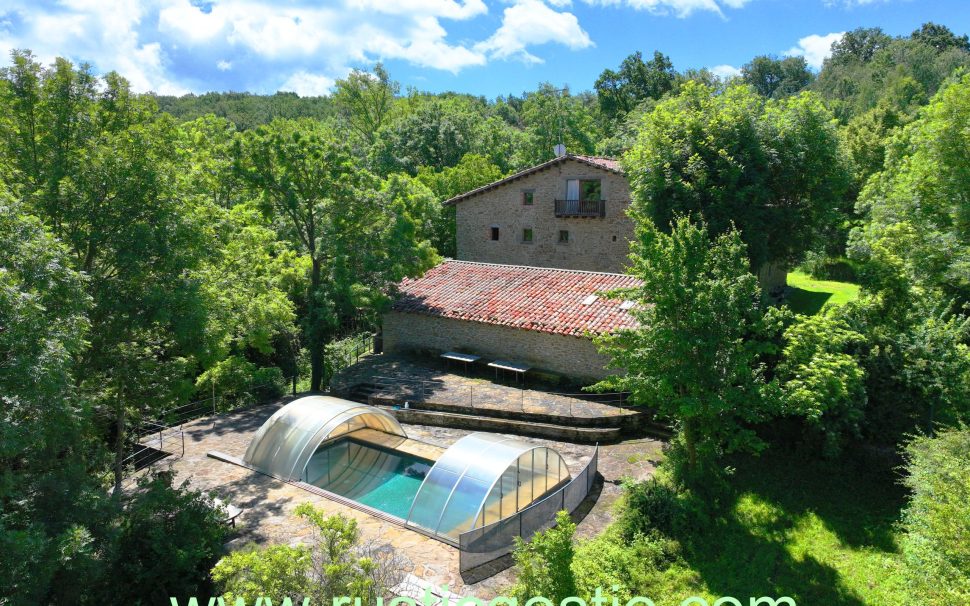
[148,396,663,598]
[331,353,640,420]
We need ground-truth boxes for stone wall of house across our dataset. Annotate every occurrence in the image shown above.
[382,311,613,382]
[455,158,634,273]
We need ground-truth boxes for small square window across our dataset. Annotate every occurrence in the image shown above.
[522,191,534,205]
[490,226,500,241]
[523,228,534,242]
[559,230,569,243]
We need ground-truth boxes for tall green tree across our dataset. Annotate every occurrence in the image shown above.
[594,216,778,477]
[595,50,678,124]
[1,53,212,493]
[851,73,970,303]
[518,83,598,166]
[624,82,851,285]
[741,55,813,99]
[234,118,436,392]
[0,191,96,603]
[332,63,399,146]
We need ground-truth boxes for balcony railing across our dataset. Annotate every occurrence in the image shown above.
[554,199,606,218]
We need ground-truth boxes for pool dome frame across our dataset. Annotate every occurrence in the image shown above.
[243,396,572,543]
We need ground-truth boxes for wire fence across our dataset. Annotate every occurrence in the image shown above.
[458,444,599,572]
[324,332,378,387]
[363,374,630,418]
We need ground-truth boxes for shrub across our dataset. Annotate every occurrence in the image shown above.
[99,471,228,605]
[573,527,688,602]
[616,478,684,541]
[801,252,859,282]
[775,311,867,457]
[510,510,577,602]
[211,544,313,604]
[212,505,408,604]
[899,427,970,605]
[195,355,284,411]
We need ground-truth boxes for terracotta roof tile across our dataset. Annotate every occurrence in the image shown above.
[391,260,642,337]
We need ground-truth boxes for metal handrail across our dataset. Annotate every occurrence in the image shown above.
[554,198,606,217]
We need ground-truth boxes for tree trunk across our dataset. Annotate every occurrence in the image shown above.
[309,257,324,393]
[683,417,698,473]
[112,387,126,496]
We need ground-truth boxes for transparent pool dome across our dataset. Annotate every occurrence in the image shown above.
[242,398,572,544]
[406,433,571,541]
[243,395,406,480]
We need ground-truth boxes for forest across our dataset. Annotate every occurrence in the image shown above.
[1,21,969,606]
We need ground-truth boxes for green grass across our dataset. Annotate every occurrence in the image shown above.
[786,271,861,315]
[609,451,911,605]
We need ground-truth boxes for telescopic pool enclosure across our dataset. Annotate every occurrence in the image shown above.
[235,396,599,572]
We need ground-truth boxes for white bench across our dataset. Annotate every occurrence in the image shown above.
[487,360,531,383]
[440,351,480,374]
[211,497,243,528]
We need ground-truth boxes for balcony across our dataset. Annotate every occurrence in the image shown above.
[555,199,606,218]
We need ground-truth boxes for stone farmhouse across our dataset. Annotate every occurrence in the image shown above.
[450,153,634,274]
[381,153,644,382]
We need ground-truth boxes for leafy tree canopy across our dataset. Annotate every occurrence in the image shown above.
[625,81,851,276]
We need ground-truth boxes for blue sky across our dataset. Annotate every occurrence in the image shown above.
[1,0,967,98]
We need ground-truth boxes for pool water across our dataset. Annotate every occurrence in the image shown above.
[304,438,432,520]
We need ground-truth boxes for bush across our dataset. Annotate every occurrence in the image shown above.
[616,478,684,541]
[801,252,859,282]
[510,510,577,602]
[98,471,228,605]
[212,505,409,604]
[211,544,313,604]
[573,527,689,602]
[899,427,970,605]
[195,355,284,411]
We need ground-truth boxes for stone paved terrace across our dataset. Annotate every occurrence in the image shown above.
[331,353,640,420]
[148,396,663,598]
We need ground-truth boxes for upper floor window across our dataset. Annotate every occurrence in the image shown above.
[566,179,601,201]
[490,226,500,241]
[523,228,534,243]
[522,190,534,205]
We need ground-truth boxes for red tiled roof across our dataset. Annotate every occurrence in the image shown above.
[444,153,624,206]
[571,155,622,172]
[391,260,642,337]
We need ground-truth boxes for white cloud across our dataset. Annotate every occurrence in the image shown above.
[1,0,190,94]
[710,64,741,79]
[785,31,845,69]
[580,0,751,18]
[0,0,762,94]
[824,0,889,6]
[345,0,488,20]
[476,0,592,64]
[279,70,336,96]
[3,0,605,93]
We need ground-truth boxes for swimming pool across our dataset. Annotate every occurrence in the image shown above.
[304,438,433,519]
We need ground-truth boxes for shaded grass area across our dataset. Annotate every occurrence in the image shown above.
[786,271,861,315]
[679,451,908,605]
[596,450,910,605]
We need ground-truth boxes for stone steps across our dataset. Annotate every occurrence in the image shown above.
[344,382,672,443]
[382,406,623,444]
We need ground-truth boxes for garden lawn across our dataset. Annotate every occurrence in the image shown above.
[649,451,911,605]
[786,271,861,315]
